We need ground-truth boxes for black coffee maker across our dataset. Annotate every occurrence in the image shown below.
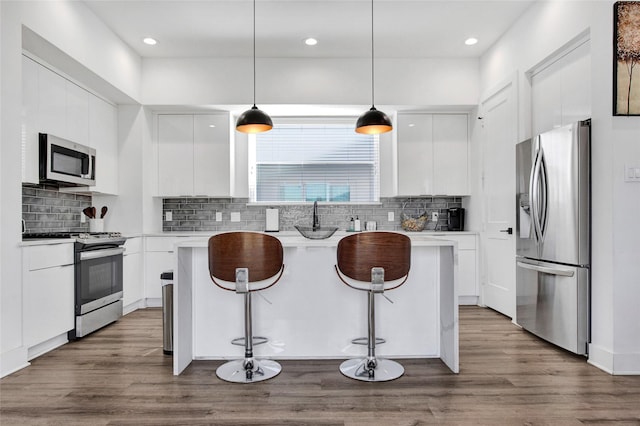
[447,208,465,231]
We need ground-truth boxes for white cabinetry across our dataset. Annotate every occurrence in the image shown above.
[123,237,143,311]
[88,95,119,194]
[397,113,469,196]
[157,114,230,196]
[21,55,119,192]
[22,242,75,359]
[428,233,478,305]
[144,236,192,305]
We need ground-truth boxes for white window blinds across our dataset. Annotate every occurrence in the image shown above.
[249,121,379,203]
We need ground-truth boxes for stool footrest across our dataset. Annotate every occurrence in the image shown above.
[351,337,386,346]
[231,336,268,346]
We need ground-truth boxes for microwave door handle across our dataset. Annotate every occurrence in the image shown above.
[516,260,575,277]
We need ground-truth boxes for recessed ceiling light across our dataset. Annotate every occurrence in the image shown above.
[408,123,415,127]
[209,124,216,128]
[304,38,318,46]
[465,37,478,46]
[143,37,157,46]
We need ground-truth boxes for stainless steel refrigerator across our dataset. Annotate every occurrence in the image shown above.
[515,120,590,355]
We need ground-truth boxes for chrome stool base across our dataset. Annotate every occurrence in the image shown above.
[339,357,404,382]
[216,359,282,383]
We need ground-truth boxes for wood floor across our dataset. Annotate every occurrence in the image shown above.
[2,307,639,425]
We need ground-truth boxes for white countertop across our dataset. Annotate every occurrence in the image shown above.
[20,230,477,247]
[174,231,458,249]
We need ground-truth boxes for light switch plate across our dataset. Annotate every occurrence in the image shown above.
[388,212,395,221]
[624,164,640,182]
[432,211,439,222]
[231,212,241,222]
[166,211,173,221]
[215,212,222,222]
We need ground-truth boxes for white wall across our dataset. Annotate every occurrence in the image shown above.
[142,57,479,107]
[479,0,640,374]
[0,0,142,377]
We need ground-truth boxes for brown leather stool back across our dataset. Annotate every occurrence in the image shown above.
[209,232,284,290]
[337,231,411,288]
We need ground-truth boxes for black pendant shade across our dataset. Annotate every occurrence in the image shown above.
[236,105,273,133]
[355,106,393,135]
[236,0,272,134]
[356,0,392,135]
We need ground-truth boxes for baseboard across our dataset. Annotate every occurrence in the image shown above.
[588,343,640,375]
[458,295,479,305]
[145,297,162,308]
[0,346,30,378]
[27,334,68,361]
[123,299,145,315]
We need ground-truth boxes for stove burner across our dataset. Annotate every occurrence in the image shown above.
[23,231,124,242]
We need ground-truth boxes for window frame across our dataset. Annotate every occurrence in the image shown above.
[248,117,381,205]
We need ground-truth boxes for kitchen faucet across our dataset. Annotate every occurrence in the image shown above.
[313,201,320,230]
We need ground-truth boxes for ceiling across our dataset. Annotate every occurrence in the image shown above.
[82,0,535,59]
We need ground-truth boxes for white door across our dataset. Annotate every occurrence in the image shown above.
[480,80,517,319]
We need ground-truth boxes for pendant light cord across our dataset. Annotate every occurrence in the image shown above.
[370,0,375,108]
[253,0,257,107]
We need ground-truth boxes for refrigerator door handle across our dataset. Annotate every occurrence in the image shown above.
[538,148,549,241]
[529,140,543,243]
[516,260,575,277]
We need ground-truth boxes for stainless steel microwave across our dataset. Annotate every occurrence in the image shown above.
[39,133,96,186]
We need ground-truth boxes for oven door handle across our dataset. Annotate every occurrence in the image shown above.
[79,247,125,260]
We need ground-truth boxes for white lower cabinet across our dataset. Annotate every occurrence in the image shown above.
[22,242,75,358]
[428,233,478,305]
[123,237,143,310]
[144,236,192,305]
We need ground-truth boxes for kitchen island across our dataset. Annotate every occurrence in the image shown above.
[172,232,459,375]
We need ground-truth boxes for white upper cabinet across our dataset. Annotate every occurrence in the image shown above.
[22,56,40,184]
[158,114,194,196]
[432,114,469,196]
[88,95,119,194]
[65,81,89,143]
[397,113,469,196]
[157,113,231,197]
[397,113,434,195]
[193,114,230,196]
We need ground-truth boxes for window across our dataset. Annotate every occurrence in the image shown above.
[249,119,380,203]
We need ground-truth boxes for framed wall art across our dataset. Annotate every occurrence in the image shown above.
[614,1,640,116]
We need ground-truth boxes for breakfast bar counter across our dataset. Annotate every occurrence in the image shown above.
[171,232,459,375]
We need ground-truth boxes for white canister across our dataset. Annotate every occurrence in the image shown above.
[89,219,104,233]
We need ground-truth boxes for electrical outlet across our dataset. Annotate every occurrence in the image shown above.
[231,212,241,222]
[80,213,86,223]
[166,211,173,221]
[215,212,222,222]
[431,211,439,222]
[388,211,395,221]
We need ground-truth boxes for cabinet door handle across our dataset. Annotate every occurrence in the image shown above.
[500,227,513,235]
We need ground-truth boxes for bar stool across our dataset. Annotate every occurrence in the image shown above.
[208,232,285,383]
[335,231,411,382]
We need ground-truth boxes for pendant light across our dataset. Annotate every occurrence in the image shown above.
[355,0,392,135]
[236,0,273,133]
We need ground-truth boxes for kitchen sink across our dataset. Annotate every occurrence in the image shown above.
[294,225,339,240]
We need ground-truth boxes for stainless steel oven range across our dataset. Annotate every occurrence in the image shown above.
[69,232,126,339]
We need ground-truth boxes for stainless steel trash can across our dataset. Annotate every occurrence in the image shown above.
[161,271,173,355]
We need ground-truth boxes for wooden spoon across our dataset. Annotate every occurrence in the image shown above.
[82,207,94,219]
[100,206,108,219]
